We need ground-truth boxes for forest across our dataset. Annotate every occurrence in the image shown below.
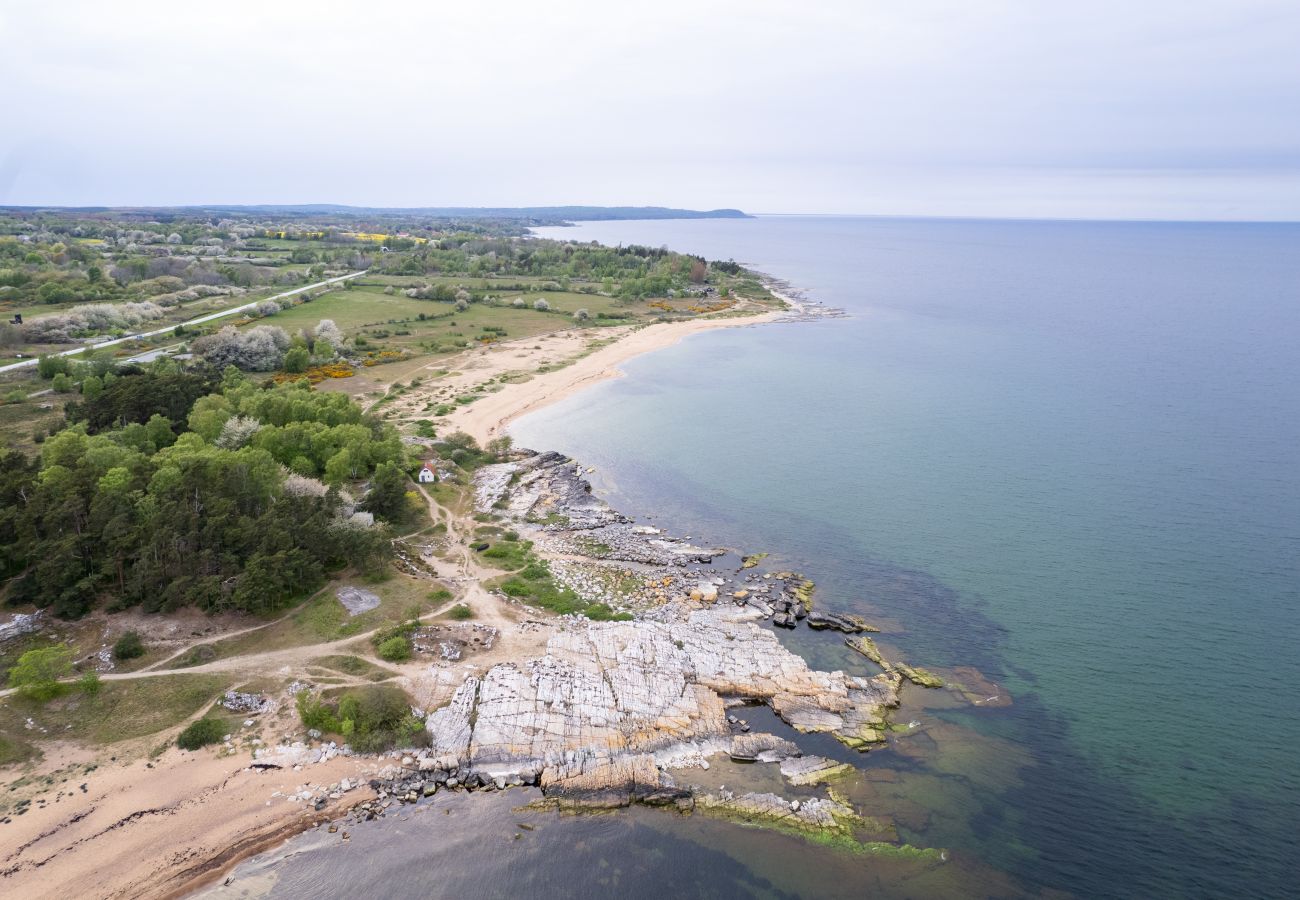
[0,365,398,618]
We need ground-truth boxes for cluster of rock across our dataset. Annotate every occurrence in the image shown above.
[254,739,353,768]
[477,453,719,562]
[414,604,898,808]
[695,791,862,832]
[221,690,272,714]
[476,451,625,530]
[0,611,43,644]
[410,623,498,661]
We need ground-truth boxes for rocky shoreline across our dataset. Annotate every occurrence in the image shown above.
[265,446,962,849]
[246,445,944,849]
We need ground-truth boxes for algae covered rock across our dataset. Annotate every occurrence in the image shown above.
[845,635,890,671]
[895,663,944,689]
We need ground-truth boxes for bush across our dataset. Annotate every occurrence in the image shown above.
[296,684,425,752]
[376,635,412,662]
[8,645,74,701]
[449,604,474,620]
[37,355,71,379]
[113,631,145,661]
[177,717,226,750]
[283,345,310,373]
[78,671,102,695]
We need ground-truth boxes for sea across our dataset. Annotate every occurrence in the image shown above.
[207,216,1300,899]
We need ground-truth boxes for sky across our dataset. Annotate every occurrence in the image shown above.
[2,0,1299,220]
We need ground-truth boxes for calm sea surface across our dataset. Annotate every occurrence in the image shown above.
[214,217,1300,899]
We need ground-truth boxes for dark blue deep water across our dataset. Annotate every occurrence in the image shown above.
[214,217,1300,899]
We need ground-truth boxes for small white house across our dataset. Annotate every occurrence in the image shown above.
[417,461,437,484]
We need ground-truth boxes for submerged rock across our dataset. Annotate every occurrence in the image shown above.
[695,791,861,834]
[805,610,877,633]
[895,663,944,689]
[779,755,853,786]
[845,635,890,670]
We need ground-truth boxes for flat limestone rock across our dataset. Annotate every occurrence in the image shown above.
[780,755,853,785]
[335,586,380,616]
[425,608,899,799]
[730,732,801,762]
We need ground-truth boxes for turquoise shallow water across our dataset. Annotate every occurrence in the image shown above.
[214,217,1299,898]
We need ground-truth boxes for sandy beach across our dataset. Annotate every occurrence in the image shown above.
[395,302,788,446]
[0,742,378,900]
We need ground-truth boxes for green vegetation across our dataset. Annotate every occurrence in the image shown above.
[479,537,531,570]
[311,654,394,682]
[7,645,74,701]
[176,717,226,750]
[296,683,426,752]
[0,674,232,747]
[448,604,474,620]
[113,631,145,661]
[498,552,631,622]
[1,373,395,618]
[376,635,413,662]
[77,671,102,695]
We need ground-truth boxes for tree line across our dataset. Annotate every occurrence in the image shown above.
[1,367,400,618]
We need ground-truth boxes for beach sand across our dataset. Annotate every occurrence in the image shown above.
[386,304,782,446]
[0,742,377,900]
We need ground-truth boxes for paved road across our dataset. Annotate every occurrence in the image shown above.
[0,271,366,374]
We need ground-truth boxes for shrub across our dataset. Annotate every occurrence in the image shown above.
[283,345,310,373]
[532,299,550,311]
[78,671,102,695]
[113,631,145,661]
[449,604,474,620]
[296,684,425,752]
[8,645,74,701]
[192,324,290,371]
[376,635,412,662]
[177,717,226,750]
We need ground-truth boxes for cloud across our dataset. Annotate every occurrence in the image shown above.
[2,0,1298,218]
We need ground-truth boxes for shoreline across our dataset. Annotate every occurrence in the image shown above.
[440,277,832,446]
[1,282,835,899]
[452,306,781,446]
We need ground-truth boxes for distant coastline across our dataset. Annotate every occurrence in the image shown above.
[0,204,751,224]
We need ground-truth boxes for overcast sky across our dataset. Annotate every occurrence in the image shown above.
[3,1,1298,219]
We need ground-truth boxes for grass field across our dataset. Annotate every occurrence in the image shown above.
[0,673,232,757]
[258,281,642,371]
[167,573,448,666]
